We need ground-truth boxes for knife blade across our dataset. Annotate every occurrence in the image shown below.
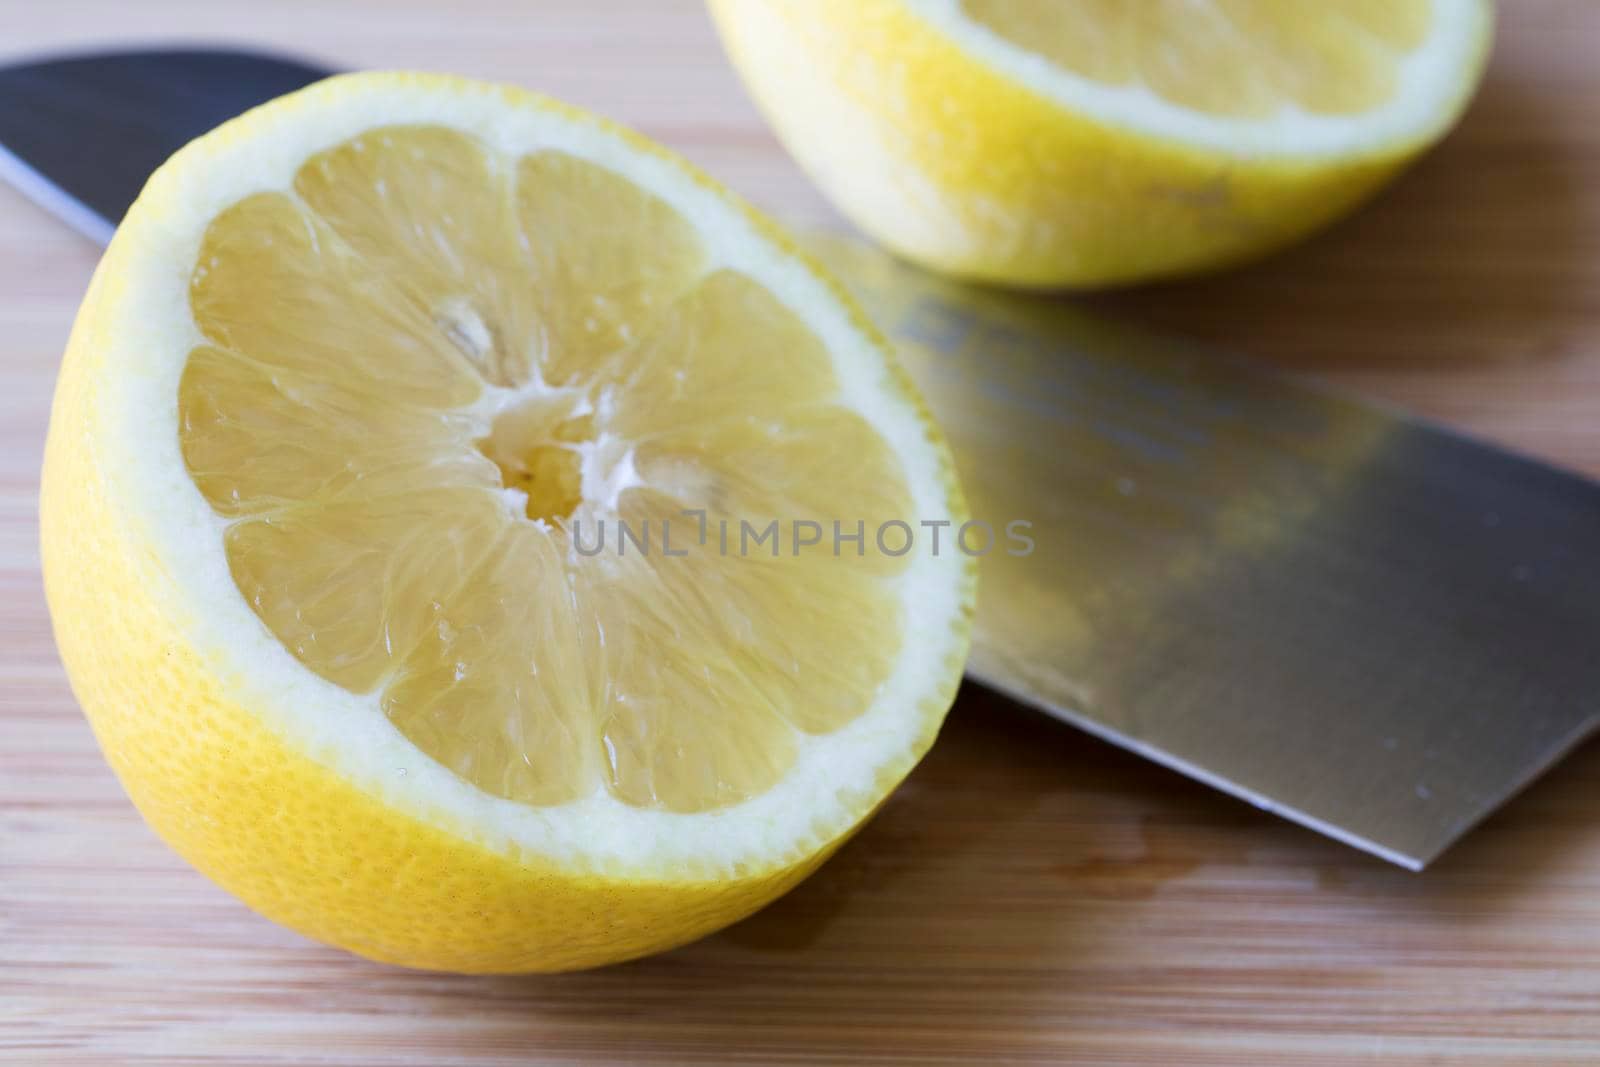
[5,49,1597,869]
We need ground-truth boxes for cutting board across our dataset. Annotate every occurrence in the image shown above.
[4,3,1599,1063]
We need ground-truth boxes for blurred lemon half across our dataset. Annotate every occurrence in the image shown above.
[42,71,973,972]
[709,0,1494,287]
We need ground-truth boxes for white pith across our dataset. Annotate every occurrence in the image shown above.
[93,75,970,879]
[910,0,1491,157]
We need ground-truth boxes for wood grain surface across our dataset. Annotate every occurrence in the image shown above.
[4,2,1600,1063]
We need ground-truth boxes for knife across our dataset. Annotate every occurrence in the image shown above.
[5,49,1598,870]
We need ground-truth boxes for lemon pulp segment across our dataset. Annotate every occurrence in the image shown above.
[959,0,1432,119]
[179,125,912,814]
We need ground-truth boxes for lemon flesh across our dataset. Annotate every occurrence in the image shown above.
[42,73,973,972]
[709,0,1493,287]
[181,128,909,813]
[962,0,1431,118]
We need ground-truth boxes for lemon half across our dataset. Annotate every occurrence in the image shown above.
[42,72,973,972]
[710,0,1494,287]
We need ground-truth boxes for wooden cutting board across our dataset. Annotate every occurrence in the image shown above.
[4,3,1599,1063]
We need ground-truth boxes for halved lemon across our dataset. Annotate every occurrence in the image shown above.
[41,72,973,972]
[709,0,1494,287]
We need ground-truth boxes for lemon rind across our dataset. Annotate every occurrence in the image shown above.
[67,71,975,881]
